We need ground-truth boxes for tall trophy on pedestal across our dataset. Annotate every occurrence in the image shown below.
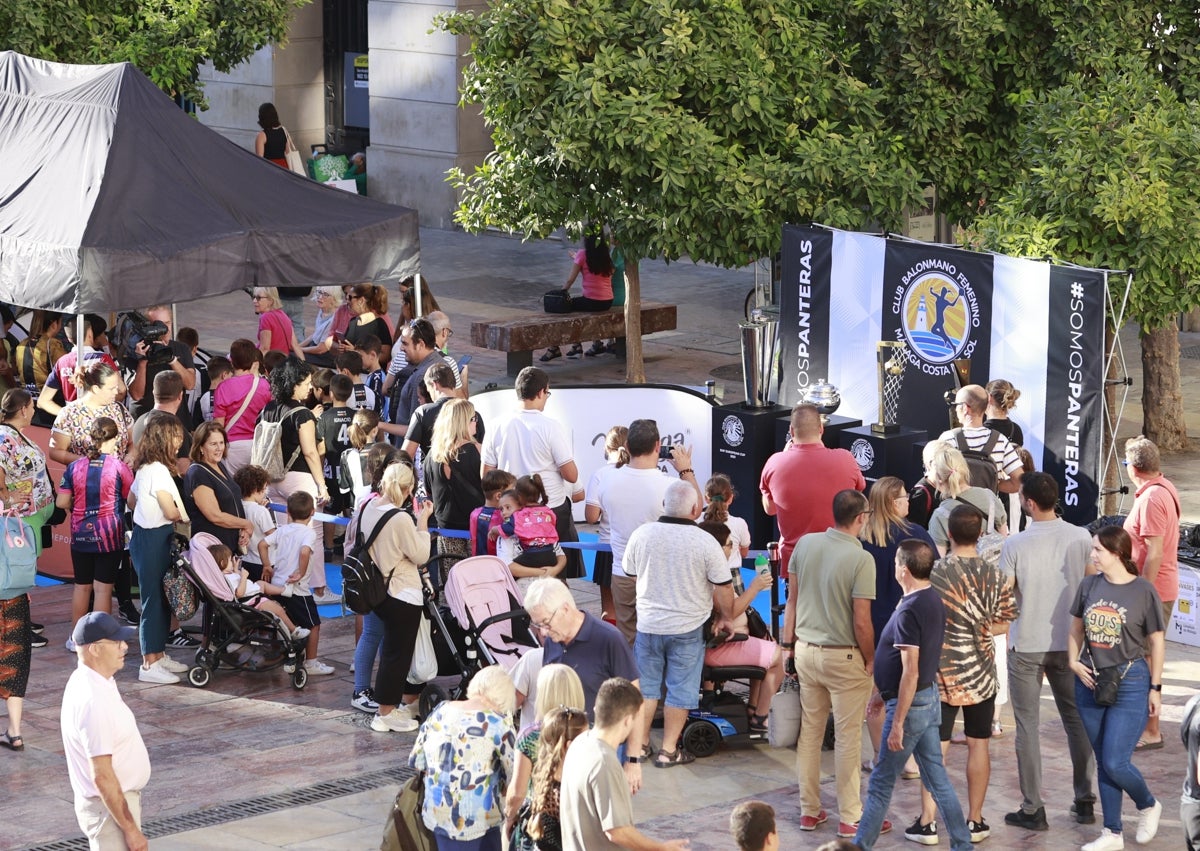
[871,341,909,435]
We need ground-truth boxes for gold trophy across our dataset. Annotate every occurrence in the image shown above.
[871,341,908,435]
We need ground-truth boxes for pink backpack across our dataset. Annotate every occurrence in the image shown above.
[512,506,558,548]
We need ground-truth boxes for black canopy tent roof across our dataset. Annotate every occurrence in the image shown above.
[0,51,420,314]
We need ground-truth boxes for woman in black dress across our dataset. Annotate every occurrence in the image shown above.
[254,102,290,169]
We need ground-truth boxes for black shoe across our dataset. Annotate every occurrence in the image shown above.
[1071,800,1096,824]
[1004,807,1048,831]
[167,629,200,648]
[968,818,990,842]
[30,622,44,635]
[118,602,141,625]
[30,633,48,649]
[904,816,938,845]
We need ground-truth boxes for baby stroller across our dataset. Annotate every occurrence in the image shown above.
[181,532,308,689]
[417,555,540,717]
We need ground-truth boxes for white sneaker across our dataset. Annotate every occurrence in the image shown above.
[304,659,335,676]
[138,662,180,684]
[1135,800,1161,844]
[311,590,342,606]
[1082,829,1125,851]
[371,709,418,733]
[291,626,311,641]
[159,656,189,673]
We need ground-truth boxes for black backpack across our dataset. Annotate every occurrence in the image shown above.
[342,507,401,615]
[952,429,1000,493]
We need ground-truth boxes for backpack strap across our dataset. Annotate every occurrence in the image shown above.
[358,507,402,554]
[981,428,1001,456]
[953,429,969,454]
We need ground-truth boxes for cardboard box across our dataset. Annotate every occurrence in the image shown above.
[1169,564,1200,648]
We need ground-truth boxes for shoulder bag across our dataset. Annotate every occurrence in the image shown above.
[224,375,261,435]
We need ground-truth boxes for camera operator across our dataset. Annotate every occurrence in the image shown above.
[127,306,196,427]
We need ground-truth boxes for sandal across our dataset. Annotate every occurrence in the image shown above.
[565,343,584,359]
[639,744,654,761]
[584,341,608,357]
[539,347,562,362]
[654,747,695,768]
[1,730,24,751]
[748,713,769,736]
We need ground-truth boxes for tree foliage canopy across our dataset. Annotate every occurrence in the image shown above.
[0,0,306,106]
[439,0,924,266]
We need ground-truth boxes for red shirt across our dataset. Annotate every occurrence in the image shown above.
[46,348,119,403]
[258,309,294,353]
[759,441,865,566]
[1124,475,1180,603]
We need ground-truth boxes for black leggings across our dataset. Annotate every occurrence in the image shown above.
[571,297,613,312]
[373,596,425,705]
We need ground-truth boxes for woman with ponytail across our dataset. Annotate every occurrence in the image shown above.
[1068,525,1166,848]
[524,706,589,850]
[702,473,750,573]
[55,417,134,640]
[584,426,628,623]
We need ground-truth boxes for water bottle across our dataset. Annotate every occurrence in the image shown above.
[755,553,770,578]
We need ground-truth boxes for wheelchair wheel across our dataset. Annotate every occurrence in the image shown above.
[682,720,721,758]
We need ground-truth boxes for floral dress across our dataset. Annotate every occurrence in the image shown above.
[409,702,515,841]
[51,400,133,458]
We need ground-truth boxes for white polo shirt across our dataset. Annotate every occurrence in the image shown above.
[61,663,151,800]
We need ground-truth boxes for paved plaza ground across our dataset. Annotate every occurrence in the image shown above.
[4,225,1199,849]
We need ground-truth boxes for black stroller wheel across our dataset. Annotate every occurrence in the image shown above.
[419,683,448,720]
[188,666,211,688]
[292,667,308,689]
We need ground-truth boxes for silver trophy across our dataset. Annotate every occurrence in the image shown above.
[803,379,842,424]
[871,341,908,435]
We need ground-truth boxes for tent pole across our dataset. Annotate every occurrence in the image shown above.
[414,273,423,317]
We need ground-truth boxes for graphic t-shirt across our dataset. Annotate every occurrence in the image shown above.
[930,553,1018,705]
[1071,573,1166,669]
[52,401,134,458]
[58,454,133,552]
[317,406,355,480]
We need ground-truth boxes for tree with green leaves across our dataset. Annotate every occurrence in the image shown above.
[0,0,307,107]
[438,0,923,381]
[969,54,1200,451]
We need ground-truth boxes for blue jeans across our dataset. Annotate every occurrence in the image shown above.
[353,611,384,692]
[635,626,705,709]
[434,826,500,851]
[1075,657,1156,833]
[855,686,972,851]
[129,523,173,656]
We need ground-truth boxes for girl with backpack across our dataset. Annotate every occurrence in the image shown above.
[490,474,563,571]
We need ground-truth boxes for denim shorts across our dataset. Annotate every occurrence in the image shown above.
[635,626,705,709]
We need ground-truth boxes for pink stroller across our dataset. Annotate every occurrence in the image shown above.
[181,532,308,689]
[418,555,540,716]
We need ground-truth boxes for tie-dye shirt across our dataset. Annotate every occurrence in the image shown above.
[58,454,133,552]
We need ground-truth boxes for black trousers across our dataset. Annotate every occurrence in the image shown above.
[552,498,583,579]
[373,596,425,705]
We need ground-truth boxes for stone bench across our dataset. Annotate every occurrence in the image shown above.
[471,302,678,377]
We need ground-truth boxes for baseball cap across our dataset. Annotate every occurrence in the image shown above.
[72,612,137,646]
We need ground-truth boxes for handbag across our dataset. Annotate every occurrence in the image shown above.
[281,126,307,177]
[162,533,200,621]
[408,612,438,684]
[542,289,572,314]
[767,677,802,748]
[381,772,435,851]
[0,511,37,600]
[1091,658,1133,707]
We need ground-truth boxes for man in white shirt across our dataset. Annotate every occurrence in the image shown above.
[591,418,700,644]
[938,384,1024,494]
[482,367,583,576]
[61,612,151,851]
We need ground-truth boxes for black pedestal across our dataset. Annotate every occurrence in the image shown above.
[839,425,927,484]
[713,403,789,548]
[775,413,865,452]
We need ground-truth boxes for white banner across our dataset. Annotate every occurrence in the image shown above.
[471,384,715,521]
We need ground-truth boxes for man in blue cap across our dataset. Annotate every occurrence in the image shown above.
[60,612,150,851]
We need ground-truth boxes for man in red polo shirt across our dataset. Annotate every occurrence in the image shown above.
[759,403,866,567]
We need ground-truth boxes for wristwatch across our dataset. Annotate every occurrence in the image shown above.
[627,755,642,764]
[1150,683,1163,692]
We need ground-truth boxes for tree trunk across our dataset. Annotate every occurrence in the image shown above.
[1139,323,1191,451]
[624,259,645,383]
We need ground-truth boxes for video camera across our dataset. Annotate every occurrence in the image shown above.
[112,311,173,369]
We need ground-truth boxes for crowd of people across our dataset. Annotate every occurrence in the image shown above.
[0,288,1194,851]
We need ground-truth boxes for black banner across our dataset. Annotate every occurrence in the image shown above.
[778,225,832,407]
[1043,265,1106,524]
